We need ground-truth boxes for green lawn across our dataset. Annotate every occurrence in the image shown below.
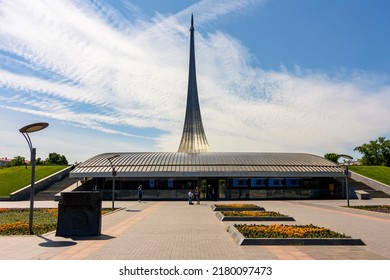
[0,165,68,197]
[348,166,390,186]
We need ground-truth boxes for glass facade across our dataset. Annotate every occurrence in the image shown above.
[85,176,339,200]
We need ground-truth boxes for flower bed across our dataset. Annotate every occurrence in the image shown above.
[236,224,350,238]
[212,204,265,211]
[216,211,295,221]
[228,224,365,246]
[216,204,259,208]
[348,205,390,214]
[222,211,284,217]
[0,208,116,235]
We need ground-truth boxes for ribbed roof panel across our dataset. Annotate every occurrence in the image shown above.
[70,152,344,178]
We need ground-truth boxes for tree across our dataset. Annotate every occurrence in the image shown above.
[324,153,340,164]
[45,152,68,165]
[36,157,43,165]
[9,156,26,167]
[354,137,390,166]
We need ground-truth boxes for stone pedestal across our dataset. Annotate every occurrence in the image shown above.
[56,191,102,237]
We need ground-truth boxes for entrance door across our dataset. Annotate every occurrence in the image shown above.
[201,178,226,200]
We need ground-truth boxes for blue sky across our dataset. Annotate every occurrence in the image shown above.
[1,0,390,163]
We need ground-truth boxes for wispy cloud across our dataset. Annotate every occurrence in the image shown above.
[1,0,389,162]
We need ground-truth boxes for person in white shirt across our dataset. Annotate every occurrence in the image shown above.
[188,189,194,205]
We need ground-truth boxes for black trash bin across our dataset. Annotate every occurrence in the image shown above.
[56,191,102,237]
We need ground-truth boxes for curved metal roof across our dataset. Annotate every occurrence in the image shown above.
[70,152,344,178]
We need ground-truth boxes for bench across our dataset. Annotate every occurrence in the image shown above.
[355,190,370,200]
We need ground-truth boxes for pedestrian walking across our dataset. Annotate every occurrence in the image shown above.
[138,185,143,202]
[194,186,200,205]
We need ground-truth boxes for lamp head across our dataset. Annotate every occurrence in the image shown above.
[338,154,353,160]
[19,122,49,133]
[108,154,120,161]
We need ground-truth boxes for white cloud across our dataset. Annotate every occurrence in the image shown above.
[1,0,389,163]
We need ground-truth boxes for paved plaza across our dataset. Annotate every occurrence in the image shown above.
[0,198,389,260]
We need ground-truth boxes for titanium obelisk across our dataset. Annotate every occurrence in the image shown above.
[178,15,210,153]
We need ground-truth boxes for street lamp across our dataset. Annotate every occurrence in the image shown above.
[19,122,49,234]
[338,154,353,207]
[107,154,120,209]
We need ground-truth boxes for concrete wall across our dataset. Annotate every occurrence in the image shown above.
[350,171,390,195]
[10,166,72,201]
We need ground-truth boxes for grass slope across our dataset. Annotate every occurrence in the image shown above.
[0,165,68,197]
[348,166,390,186]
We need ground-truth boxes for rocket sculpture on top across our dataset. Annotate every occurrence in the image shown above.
[178,15,210,153]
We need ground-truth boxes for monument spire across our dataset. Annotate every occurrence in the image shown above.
[178,14,210,153]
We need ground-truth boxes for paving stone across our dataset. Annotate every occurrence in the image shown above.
[0,199,389,260]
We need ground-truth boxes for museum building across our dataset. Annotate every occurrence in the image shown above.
[70,15,345,200]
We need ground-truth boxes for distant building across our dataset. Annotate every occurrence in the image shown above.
[70,15,344,200]
[0,157,12,167]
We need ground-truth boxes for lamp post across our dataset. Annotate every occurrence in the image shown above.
[19,122,49,235]
[338,154,353,207]
[107,155,120,209]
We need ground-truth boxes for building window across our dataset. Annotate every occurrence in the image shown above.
[285,178,301,187]
[232,178,248,187]
[269,178,283,187]
[250,178,266,187]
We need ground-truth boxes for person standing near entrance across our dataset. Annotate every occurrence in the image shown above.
[194,186,200,205]
[188,189,194,205]
[207,185,211,200]
[138,184,143,202]
[211,186,216,201]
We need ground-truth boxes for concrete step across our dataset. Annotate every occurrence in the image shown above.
[349,179,390,199]
[34,177,79,201]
